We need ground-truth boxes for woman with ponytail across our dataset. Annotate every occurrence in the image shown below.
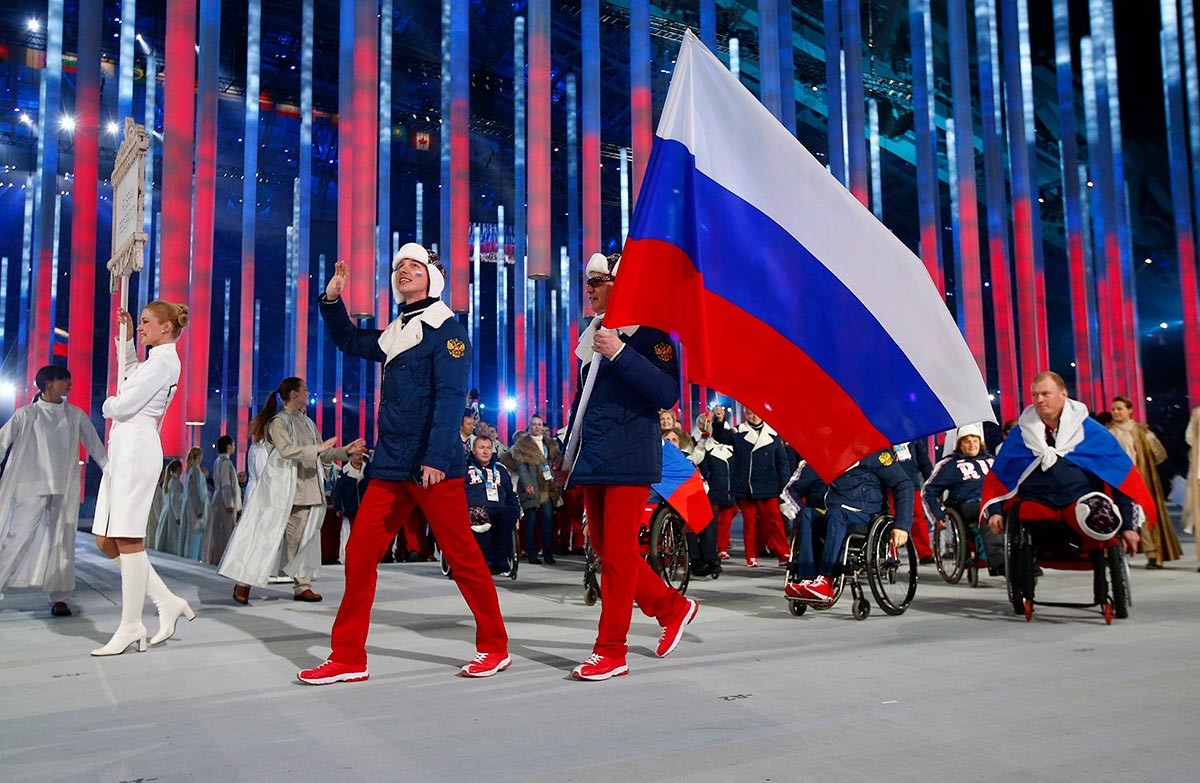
[0,366,107,618]
[218,378,364,604]
[91,301,196,656]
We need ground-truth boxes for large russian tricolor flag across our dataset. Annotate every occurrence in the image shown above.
[605,31,994,482]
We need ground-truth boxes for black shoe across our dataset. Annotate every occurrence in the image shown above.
[919,555,935,565]
[691,563,713,577]
[380,554,396,564]
[50,601,72,617]
[988,564,1006,577]
[543,553,557,565]
[1145,559,1163,570]
[405,551,422,563]
[528,555,542,565]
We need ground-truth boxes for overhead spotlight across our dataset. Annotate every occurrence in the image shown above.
[28,18,40,32]
[1160,322,1169,329]
[59,114,76,132]
[0,381,15,396]
[106,120,120,136]
[503,397,517,413]
[136,34,151,55]
[1144,258,1152,264]
[18,113,33,126]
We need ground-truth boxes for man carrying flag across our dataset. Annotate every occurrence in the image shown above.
[982,372,1153,553]
[560,252,699,682]
[603,31,994,484]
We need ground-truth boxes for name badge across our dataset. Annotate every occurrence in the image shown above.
[486,485,500,503]
[541,464,553,481]
[894,443,912,461]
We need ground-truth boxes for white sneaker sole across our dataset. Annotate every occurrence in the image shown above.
[460,656,512,678]
[656,599,699,658]
[296,670,369,685]
[572,664,630,681]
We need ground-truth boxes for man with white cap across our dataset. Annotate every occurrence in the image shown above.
[922,423,1002,573]
[560,251,699,681]
[299,244,510,685]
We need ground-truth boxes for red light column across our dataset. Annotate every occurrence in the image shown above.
[187,0,222,431]
[527,0,550,280]
[68,0,101,416]
[159,0,198,456]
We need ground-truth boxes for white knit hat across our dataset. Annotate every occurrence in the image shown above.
[392,242,444,299]
[585,251,619,278]
[953,422,985,448]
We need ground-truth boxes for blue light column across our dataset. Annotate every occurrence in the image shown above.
[138,54,156,310]
[841,0,867,205]
[823,0,844,186]
[909,0,942,293]
[298,0,313,380]
[377,0,392,327]
[117,0,136,124]
[700,0,716,50]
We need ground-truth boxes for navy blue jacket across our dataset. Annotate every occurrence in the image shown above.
[786,461,830,511]
[692,437,735,507]
[464,455,521,516]
[564,325,680,486]
[894,438,932,488]
[984,460,1136,531]
[319,295,469,481]
[922,451,993,521]
[711,419,791,499]
[331,466,369,518]
[823,449,915,531]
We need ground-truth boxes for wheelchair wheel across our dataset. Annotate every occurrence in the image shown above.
[851,598,871,620]
[933,509,967,584]
[583,542,601,603]
[787,600,807,616]
[507,527,521,580]
[1106,545,1130,619]
[1004,512,1026,616]
[649,505,690,595]
[967,562,979,588]
[865,515,917,615]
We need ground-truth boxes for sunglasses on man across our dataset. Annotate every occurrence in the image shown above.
[585,275,615,289]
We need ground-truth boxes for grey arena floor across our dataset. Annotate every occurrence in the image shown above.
[1,528,1196,783]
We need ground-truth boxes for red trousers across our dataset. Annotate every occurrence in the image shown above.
[330,478,508,666]
[738,498,790,561]
[910,490,932,559]
[554,487,586,552]
[583,484,687,658]
[715,504,736,552]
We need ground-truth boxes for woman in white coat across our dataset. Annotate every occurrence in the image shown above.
[92,301,196,656]
[0,365,108,617]
[182,447,209,560]
[153,460,184,554]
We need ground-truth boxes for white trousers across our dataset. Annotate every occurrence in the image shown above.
[0,494,70,601]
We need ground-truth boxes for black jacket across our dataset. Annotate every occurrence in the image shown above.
[331,465,369,518]
[712,419,790,500]
[786,461,829,511]
[692,436,735,507]
[564,325,680,486]
[823,449,915,531]
[320,295,468,481]
[894,438,932,488]
[464,455,521,515]
[922,451,993,521]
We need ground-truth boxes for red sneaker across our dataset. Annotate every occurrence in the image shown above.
[296,659,369,685]
[784,581,810,600]
[571,653,629,681]
[800,575,835,601]
[656,598,699,658]
[745,557,759,568]
[718,551,730,561]
[460,651,512,678]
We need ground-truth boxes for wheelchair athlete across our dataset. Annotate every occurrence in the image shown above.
[982,373,1150,560]
[785,448,914,601]
[465,435,523,573]
[923,424,1002,574]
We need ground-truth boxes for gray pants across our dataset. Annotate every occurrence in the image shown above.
[285,505,313,594]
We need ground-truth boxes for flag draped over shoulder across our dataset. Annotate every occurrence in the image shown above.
[604,30,995,482]
[653,441,712,533]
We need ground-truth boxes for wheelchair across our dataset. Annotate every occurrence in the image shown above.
[582,501,690,605]
[932,506,990,587]
[783,513,918,620]
[1003,501,1132,624]
[440,521,521,582]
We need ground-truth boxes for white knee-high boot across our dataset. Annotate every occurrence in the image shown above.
[146,560,195,645]
[91,552,149,656]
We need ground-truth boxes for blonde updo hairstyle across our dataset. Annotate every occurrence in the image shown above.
[145,300,190,337]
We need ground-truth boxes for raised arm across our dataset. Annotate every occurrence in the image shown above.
[318,260,388,363]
